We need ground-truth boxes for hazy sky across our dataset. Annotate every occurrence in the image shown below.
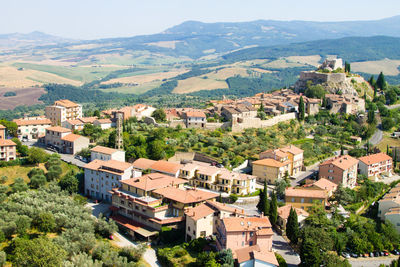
[2,0,400,39]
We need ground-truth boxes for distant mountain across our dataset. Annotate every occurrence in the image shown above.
[223,36,400,63]
[0,31,73,49]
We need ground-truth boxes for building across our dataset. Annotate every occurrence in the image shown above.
[259,145,304,177]
[83,159,141,201]
[62,119,84,131]
[184,200,246,241]
[132,158,182,178]
[378,184,400,233]
[13,117,52,140]
[358,153,393,180]
[44,126,89,154]
[0,139,17,161]
[252,158,290,184]
[0,124,5,140]
[235,245,278,267]
[319,155,358,188]
[277,205,309,230]
[45,99,82,125]
[216,216,274,252]
[285,187,328,210]
[93,118,113,130]
[90,145,126,162]
[303,178,338,198]
[384,207,400,233]
[183,111,206,128]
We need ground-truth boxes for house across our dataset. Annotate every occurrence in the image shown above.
[90,145,125,162]
[61,133,90,154]
[277,205,309,230]
[358,153,393,180]
[62,119,84,131]
[379,184,400,233]
[184,200,246,241]
[281,145,304,176]
[83,159,141,201]
[13,117,52,140]
[303,178,338,197]
[93,118,113,130]
[252,158,290,184]
[285,187,328,210]
[216,216,274,252]
[78,117,98,124]
[183,111,206,128]
[0,131,17,161]
[109,104,156,121]
[235,245,278,267]
[44,126,89,154]
[132,158,182,177]
[319,155,358,188]
[132,158,157,171]
[45,99,82,125]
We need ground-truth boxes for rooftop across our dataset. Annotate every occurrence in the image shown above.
[79,117,98,123]
[359,153,392,165]
[185,111,206,118]
[320,155,358,170]
[46,126,71,133]
[0,139,16,146]
[91,145,118,155]
[132,158,157,170]
[150,160,182,175]
[153,187,218,204]
[84,159,133,173]
[252,158,289,168]
[235,245,278,266]
[184,203,215,221]
[281,144,303,155]
[54,99,80,108]
[222,216,272,232]
[61,133,84,142]
[285,187,327,199]
[121,173,186,192]
[277,205,309,220]
[13,118,52,126]
[311,178,338,192]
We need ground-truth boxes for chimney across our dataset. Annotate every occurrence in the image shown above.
[260,212,264,218]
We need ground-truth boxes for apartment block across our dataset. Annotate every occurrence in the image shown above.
[319,155,358,188]
[285,187,328,210]
[133,158,183,177]
[358,153,393,179]
[84,159,141,201]
[252,158,290,184]
[44,126,89,154]
[90,145,125,162]
[45,99,82,125]
[13,117,51,140]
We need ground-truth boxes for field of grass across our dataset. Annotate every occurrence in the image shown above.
[262,58,306,69]
[12,62,126,83]
[100,80,163,94]
[377,133,400,152]
[0,161,79,186]
[286,55,322,67]
[102,69,188,85]
[173,76,228,94]
[352,59,400,76]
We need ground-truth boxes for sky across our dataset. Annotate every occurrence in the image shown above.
[2,0,400,40]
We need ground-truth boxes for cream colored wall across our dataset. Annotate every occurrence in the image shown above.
[379,200,400,220]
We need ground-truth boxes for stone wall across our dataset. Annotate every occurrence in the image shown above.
[231,112,296,132]
[205,122,223,130]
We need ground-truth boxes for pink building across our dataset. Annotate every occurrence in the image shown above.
[0,124,17,162]
[318,155,358,188]
[216,216,273,252]
[358,153,393,179]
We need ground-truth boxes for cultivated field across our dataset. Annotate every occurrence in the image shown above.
[173,77,228,94]
[102,69,189,85]
[0,87,45,109]
[286,55,322,67]
[351,59,400,76]
[0,66,82,87]
[262,59,306,68]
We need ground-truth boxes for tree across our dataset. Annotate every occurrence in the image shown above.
[386,89,398,105]
[152,108,166,122]
[0,251,6,267]
[394,149,397,169]
[275,179,288,199]
[269,192,278,225]
[216,249,234,266]
[93,110,101,117]
[13,237,67,267]
[0,176,7,184]
[148,140,166,160]
[377,72,387,90]
[94,214,118,238]
[11,177,28,193]
[345,61,351,73]
[46,165,63,181]
[382,117,395,131]
[368,75,376,88]
[367,108,375,124]
[286,207,299,244]
[12,138,29,157]
[27,168,45,179]
[29,174,47,189]
[27,147,49,165]
[35,212,56,233]
[298,96,305,121]
[59,173,79,194]
[15,215,32,236]
[300,239,321,267]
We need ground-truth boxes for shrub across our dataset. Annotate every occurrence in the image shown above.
[275,252,287,267]
[188,238,208,253]
[229,194,238,203]
[29,174,47,189]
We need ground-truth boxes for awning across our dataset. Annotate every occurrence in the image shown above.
[134,227,158,238]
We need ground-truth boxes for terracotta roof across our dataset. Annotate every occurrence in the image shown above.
[320,155,358,170]
[65,119,84,126]
[0,139,16,146]
[252,158,289,168]
[150,160,182,175]
[54,99,80,108]
[281,145,303,155]
[185,203,215,221]
[91,145,118,155]
[132,158,157,170]
[79,117,98,123]
[205,200,245,215]
[312,178,338,192]
[110,214,143,231]
[95,118,112,124]
[180,163,199,172]
[285,187,327,199]
[252,250,279,266]
[185,111,206,118]
[154,187,218,204]
[261,149,288,159]
[0,124,5,129]
[236,245,261,264]
[197,165,221,176]
[84,159,132,173]
[121,173,186,192]
[277,205,309,220]
[13,118,52,126]
[222,216,272,232]
[46,126,71,133]
[61,133,84,142]
[359,153,392,165]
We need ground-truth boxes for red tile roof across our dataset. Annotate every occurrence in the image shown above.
[61,133,84,142]
[184,203,215,221]
[91,145,118,155]
[84,159,132,173]
[0,139,16,146]
[320,155,358,170]
[252,158,289,168]
[185,111,206,118]
[153,187,218,204]
[121,173,186,192]
[281,145,303,155]
[277,205,309,220]
[54,99,80,108]
[132,158,157,170]
[222,216,272,232]
[285,187,327,199]
[359,153,392,165]
[46,126,71,133]
[312,178,338,192]
[150,160,182,175]
[13,118,52,126]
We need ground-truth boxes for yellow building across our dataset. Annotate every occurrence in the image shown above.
[252,158,290,184]
[284,187,328,210]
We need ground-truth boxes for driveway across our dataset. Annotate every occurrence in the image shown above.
[272,231,300,267]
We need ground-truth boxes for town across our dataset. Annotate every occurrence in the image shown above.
[1,57,400,267]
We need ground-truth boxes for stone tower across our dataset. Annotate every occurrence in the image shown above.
[115,111,123,150]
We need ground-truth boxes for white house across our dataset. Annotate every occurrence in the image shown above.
[83,159,141,201]
[13,117,52,141]
[93,119,113,130]
[90,145,125,162]
[358,153,393,179]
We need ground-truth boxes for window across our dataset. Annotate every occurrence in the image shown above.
[250,232,254,237]
[328,170,333,173]
[242,232,245,236]
[242,241,244,247]
[301,198,304,203]
[188,226,191,231]
[249,241,253,246]
[291,198,295,202]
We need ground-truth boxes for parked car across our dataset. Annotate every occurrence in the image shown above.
[341,252,350,259]
[350,253,358,258]
[392,249,400,255]
[369,252,374,257]
[374,251,380,257]
[363,253,369,257]
[383,251,389,256]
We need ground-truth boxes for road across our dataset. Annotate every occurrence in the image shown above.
[349,256,397,267]
[387,103,400,110]
[272,232,300,267]
[368,123,383,146]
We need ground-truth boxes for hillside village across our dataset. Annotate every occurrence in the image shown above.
[1,57,400,266]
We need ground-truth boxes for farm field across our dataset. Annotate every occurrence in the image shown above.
[351,59,400,76]
[377,133,400,152]
[100,80,163,94]
[0,87,45,109]
[286,55,322,67]
[102,68,188,85]
[173,77,228,93]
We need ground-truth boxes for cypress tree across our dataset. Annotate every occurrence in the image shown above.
[394,149,397,169]
[387,145,390,155]
[374,85,378,98]
[300,239,321,266]
[286,207,299,244]
[377,72,387,90]
[322,96,327,108]
[269,192,278,226]
[298,96,305,121]
[368,75,376,87]
[256,188,265,213]
[263,188,270,217]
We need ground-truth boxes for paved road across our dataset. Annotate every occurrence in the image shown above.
[272,232,300,267]
[387,104,400,110]
[368,124,383,146]
[349,256,397,267]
